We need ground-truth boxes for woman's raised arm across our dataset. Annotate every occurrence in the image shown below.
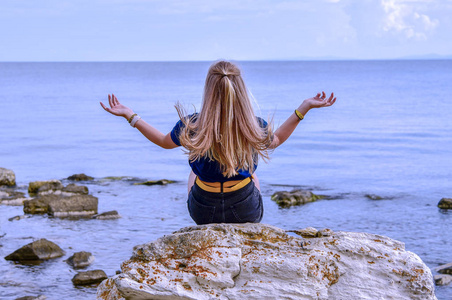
[269,92,336,149]
[100,94,178,149]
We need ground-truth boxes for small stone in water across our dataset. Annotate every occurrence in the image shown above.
[434,274,452,286]
[72,270,107,286]
[92,210,121,220]
[438,198,452,209]
[67,173,94,181]
[66,251,95,268]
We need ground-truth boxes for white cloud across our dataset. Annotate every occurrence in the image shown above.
[381,0,439,40]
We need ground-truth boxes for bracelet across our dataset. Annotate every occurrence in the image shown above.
[128,113,137,123]
[130,115,141,127]
[294,109,304,121]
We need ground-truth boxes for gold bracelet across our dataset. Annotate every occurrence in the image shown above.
[294,109,304,121]
[128,113,137,123]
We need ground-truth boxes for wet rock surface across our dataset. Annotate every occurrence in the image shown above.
[47,194,98,217]
[0,190,31,206]
[271,189,323,207]
[67,251,95,268]
[93,210,121,220]
[4,238,64,262]
[438,198,452,209]
[15,296,47,300]
[73,270,108,286]
[0,167,16,186]
[97,223,436,300]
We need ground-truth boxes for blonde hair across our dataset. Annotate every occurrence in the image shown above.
[175,61,273,178]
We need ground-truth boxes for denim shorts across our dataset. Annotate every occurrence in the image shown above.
[187,180,263,225]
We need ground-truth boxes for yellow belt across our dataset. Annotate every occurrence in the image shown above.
[195,177,252,193]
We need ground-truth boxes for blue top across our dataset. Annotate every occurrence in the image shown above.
[170,114,269,183]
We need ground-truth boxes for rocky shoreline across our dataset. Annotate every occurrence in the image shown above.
[1,167,451,299]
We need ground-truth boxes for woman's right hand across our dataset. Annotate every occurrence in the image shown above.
[100,94,134,120]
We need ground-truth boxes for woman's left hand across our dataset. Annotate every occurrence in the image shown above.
[100,94,134,119]
[304,91,336,109]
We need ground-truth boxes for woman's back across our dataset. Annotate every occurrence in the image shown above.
[100,60,336,225]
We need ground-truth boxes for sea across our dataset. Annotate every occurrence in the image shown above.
[0,60,451,299]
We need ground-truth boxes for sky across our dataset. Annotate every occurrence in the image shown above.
[0,0,451,61]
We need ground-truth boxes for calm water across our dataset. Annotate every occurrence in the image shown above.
[0,61,451,299]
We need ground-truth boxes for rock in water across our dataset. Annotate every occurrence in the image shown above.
[48,194,98,217]
[271,189,323,207]
[5,238,64,261]
[28,180,62,196]
[133,179,175,186]
[438,198,452,209]
[96,223,436,300]
[67,251,95,268]
[436,262,452,274]
[24,194,98,218]
[434,274,452,286]
[73,270,108,285]
[15,296,47,300]
[67,173,94,181]
[93,210,121,220]
[63,183,89,195]
[0,167,16,186]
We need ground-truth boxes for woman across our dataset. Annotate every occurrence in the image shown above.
[101,60,336,225]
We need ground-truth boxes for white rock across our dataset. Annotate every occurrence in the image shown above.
[97,223,436,300]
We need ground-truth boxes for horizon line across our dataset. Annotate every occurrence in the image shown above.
[1,56,452,63]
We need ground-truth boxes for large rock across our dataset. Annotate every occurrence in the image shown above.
[67,251,95,268]
[48,194,98,217]
[271,189,323,207]
[0,167,16,186]
[24,194,98,217]
[73,270,108,286]
[96,223,436,300]
[438,198,452,209]
[4,238,64,261]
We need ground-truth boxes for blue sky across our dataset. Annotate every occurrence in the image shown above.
[1,0,451,61]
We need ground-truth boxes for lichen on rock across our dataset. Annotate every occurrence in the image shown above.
[97,223,436,300]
